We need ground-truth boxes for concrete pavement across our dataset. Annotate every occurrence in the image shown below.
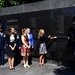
[0,59,75,75]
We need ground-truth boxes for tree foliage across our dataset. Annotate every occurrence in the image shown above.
[0,0,24,8]
[0,0,43,8]
[0,0,5,8]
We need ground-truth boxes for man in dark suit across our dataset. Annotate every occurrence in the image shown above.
[67,20,75,60]
[0,26,5,65]
[27,28,34,65]
[14,30,21,65]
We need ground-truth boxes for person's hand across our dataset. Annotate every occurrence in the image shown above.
[68,37,70,39]
[53,36,57,39]
[50,36,57,39]
[50,37,53,39]
[11,47,14,50]
[28,46,30,49]
[48,35,51,38]
[4,46,6,49]
[19,47,21,49]
[32,46,34,48]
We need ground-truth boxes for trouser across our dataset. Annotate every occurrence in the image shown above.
[28,47,33,65]
[14,48,21,65]
[0,49,4,64]
[28,55,32,65]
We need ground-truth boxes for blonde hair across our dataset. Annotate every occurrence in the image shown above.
[26,28,30,30]
[38,29,45,39]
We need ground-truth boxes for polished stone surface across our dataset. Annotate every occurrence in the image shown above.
[0,0,75,15]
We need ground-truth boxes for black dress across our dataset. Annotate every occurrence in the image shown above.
[67,27,75,49]
[39,36,49,55]
[6,34,17,57]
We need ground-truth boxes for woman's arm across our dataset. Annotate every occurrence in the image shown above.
[21,35,29,48]
[13,44,16,49]
[50,36,57,39]
[45,35,57,43]
[9,45,13,49]
[6,34,12,48]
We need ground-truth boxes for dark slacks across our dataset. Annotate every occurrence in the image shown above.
[28,48,33,65]
[14,48,21,65]
[0,49,4,65]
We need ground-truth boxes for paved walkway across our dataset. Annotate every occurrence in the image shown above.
[0,59,75,75]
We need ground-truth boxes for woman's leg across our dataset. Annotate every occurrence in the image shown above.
[39,55,43,65]
[23,56,25,65]
[11,57,14,68]
[42,55,44,65]
[8,57,12,69]
[26,53,30,67]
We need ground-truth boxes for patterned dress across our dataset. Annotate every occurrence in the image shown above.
[21,35,30,56]
[39,36,49,55]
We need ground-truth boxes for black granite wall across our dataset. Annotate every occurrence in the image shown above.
[0,0,75,61]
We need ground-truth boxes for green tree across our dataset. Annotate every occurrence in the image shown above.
[0,0,23,8]
[4,0,25,7]
[0,0,43,8]
[0,0,5,8]
[9,0,20,5]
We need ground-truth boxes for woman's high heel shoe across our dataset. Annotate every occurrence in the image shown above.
[26,65,30,68]
[23,65,27,68]
[39,64,42,66]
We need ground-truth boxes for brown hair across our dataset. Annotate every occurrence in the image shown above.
[22,28,27,35]
[8,27,14,35]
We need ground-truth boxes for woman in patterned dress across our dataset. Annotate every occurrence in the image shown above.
[38,29,57,66]
[21,28,30,68]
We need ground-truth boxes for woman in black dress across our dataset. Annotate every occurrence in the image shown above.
[38,29,57,66]
[6,27,16,70]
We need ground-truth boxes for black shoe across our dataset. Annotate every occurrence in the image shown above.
[0,63,4,66]
[39,64,42,66]
[29,62,32,65]
[1,63,4,65]
[42,64,44,66]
